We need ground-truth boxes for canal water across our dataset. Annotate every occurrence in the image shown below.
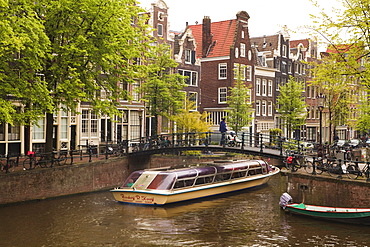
[1,174,370,247]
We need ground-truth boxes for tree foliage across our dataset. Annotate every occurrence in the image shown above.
[276,76,307,138]
[0,0,52,125]
[139,43,187,135]
[170,99,211,134]
[226,64,254,134]
[309,0,370,135]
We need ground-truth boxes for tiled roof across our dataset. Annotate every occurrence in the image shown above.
[188,19,237,58]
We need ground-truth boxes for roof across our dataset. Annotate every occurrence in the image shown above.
[188,19,237,58]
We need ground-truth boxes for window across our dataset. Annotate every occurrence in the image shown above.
[235,47,239,58]
[178,70,198,86]
[157,24,163,36]
[255,101,260,116]
[132,83,140,101]
[130,111,140,140]
[185,49,191,64]
[276,77,280,91]
[219,63,227,79]
[255,78,261,96]
[246,65,252,81]
[240,43,246,57]
[262,101,266,116]
[233,63,245,80]
[219,87,227,103]
[188,92,197,111]
[262,79,267,96]
[241,31,245,39]
[288,62,292,73]
[268,101,273,116]
[33,119,45,140]
[268,80,272,96]
[282,44,287,57]
[61,109,68,139]
[82,110,98,137]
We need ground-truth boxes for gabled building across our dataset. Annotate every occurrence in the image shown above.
[187,11,254,129]
[290,38,321,142]
[174,28,201,111]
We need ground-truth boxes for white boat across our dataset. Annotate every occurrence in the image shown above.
[111,159,280,205]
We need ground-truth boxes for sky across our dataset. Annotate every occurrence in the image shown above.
[138,0,343,40]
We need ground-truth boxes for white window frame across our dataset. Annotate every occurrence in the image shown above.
[218,63,227,80]
[185,49,191,64]
[256,78,261,96]
[262,100,267,116]
[218,87,227,104]
[268,80,272,96]
[268,101,273,116]
[255,100,261,116]
[246,65,252,81]
[262,79,267,96]
[240,43,246,57]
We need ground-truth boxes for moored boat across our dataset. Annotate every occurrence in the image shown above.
[111,159,280,206]
[279,193,370,225]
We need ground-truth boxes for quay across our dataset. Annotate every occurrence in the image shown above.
[1,152,370,207]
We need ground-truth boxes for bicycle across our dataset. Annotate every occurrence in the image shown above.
[304,156,340,177]
[23,152,51,170]
[51,150,68,166]
[346,161,370,180]
[284,151,310,172]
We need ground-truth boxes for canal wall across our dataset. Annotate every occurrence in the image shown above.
[281,171,370,208]
[3,153,369,207]
[1,155,258,205]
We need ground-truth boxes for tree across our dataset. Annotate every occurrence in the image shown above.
[34,0,151,153]
[276,76,307,138]
[308,54,353,143]
[140,43,187,135]
[171,99,211,134]
[309,0,370,137]
[226,64,254,134]
[0,0,52,125]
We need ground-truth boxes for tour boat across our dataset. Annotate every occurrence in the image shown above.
[279,193,370,225]
[110,159,280,206]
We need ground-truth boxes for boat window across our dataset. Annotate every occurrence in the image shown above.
[147,173,176,190]
[132,172,158,190]
[122,171,143,187]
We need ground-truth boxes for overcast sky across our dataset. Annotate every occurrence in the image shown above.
[138,0,343,40]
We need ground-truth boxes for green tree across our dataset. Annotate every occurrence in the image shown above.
[140,43,186,135]
[277,76,307,138]
[308,54,352,143]
[0,0,52,125]
[226,64,254,134]
[35,0,150,153]
[309,0,370,137]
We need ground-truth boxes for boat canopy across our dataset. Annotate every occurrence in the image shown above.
[121,160,270,191]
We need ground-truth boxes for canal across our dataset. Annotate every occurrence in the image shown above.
[1,174,370,246]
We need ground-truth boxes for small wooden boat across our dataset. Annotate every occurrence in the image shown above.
[279,193,370,225]
[111,159,279,205]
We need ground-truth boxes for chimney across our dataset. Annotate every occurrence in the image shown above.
[202,16,212,58]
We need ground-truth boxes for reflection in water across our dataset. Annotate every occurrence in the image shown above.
[1,174,370,246]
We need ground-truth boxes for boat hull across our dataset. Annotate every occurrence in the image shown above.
[111,173,275,206]
[285,203,370,225]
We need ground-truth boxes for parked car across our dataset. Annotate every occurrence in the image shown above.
[348,139,361,148]
[366,139,370,147]
[334,140,346,147]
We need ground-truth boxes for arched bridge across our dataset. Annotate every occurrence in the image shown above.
[113,132,311,161]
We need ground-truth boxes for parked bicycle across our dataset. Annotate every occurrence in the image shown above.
[284,151,310,172]
[305,156,341,177]
[23,150,68,170]
[346,161,370,180]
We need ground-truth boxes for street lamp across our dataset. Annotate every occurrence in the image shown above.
[317,93,325,157]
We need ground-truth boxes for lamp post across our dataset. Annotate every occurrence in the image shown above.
[317,93,325,157]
